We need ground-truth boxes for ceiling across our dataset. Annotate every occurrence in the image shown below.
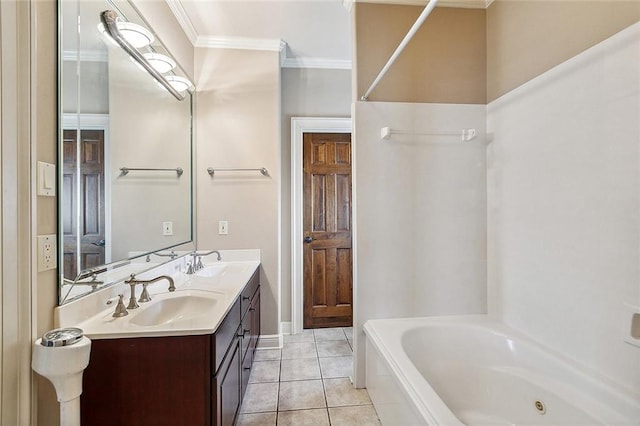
[167,0,490,69]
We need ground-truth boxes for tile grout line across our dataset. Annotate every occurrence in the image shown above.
[276,347,282,424]
[315,329,332,426]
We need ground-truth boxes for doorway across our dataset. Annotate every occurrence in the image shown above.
[291,118,353,333]
[62,128,106,279]
[303,133,352,328]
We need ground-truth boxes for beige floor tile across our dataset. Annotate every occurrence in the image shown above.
[283,329,315,344]
[324,378,372,407]
[316,340,352,357]
[278,380,326,411]
[282,342,317,359]
[280,358,321,381]
[319,356,352,379]
[240,382,279,413]
[314,328,348,341]
[276,408,330,426]
[236,411,277,426]
[254,348,282,361]
[249,360,281,383]
[328,405,381,426]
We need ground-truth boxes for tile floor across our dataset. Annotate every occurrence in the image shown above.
[238,327,381,426]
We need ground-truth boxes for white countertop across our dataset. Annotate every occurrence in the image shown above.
[56,250,260,340]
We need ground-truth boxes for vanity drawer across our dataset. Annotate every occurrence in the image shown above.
[213,298,241,374]
[240,269,259,318]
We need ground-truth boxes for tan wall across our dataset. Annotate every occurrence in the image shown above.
[109,46,192,261]
[195,47,281,335]
[280,68,352,323]
[32,0,62,424]
[487,0,640,101]
[355,3,486,104]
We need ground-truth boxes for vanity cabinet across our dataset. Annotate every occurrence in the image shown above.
[81,269,260,426]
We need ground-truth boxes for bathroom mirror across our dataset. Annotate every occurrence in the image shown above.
[58,0,193,304]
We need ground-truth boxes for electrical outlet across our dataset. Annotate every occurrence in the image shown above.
[219,220,228,235]
[163,221,173,236]
[37,234,57,272]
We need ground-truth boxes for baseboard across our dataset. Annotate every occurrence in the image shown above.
[256,334,282,349]
[255,322,295,349]
[281,321,292,335]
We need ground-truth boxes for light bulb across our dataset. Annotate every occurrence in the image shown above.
[143,53,176,74]
[165,76,193,93]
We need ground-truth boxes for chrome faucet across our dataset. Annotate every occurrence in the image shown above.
[124,273,176,309]
[187,250,222,274]
[200,250,222,261]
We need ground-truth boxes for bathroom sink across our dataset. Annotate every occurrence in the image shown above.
[195,264,226,278]
[129,293,219,326]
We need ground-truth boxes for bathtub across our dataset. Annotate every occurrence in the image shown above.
[364,316,640,425]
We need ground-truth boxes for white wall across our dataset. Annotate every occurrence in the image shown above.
[195,47,281,336]
[280,67,351,325]
[487,22,640,394]
[354,101,487,385]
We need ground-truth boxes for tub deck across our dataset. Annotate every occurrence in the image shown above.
[364,315,640,425]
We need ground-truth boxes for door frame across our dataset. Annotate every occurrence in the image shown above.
[62,113,111,264]
[291,117,352,334]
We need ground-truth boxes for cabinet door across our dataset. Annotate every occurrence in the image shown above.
[214,336,241,426]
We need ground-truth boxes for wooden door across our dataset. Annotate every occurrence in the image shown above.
[62,129,105,279]
[303,133,353,328]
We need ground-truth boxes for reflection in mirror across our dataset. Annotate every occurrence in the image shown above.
[59,0,194,304]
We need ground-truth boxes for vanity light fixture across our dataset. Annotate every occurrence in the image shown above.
[100,10,185,101]
[97,21,154,49]
[143,52,176,73]
[165,75,193,93]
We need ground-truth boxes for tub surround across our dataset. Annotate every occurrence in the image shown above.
[487,21,640,393]
[353,102,487,387]
[365,316,640,425]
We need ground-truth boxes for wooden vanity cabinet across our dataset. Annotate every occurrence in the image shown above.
[214,269,260,426]
[81,269,260,426]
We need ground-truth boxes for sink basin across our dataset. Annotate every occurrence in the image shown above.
[129,293,219,326]
[195,264,226,278]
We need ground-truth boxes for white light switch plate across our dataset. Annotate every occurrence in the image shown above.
[219,220,228,235]
[163,221,173,236]
[37,234,56,272]
[37,161,56,197]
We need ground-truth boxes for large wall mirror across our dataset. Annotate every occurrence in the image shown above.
[59,0,194,304]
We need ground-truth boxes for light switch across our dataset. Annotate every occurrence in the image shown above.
[163,221,173,236]
[218,220,228,235]
[37,161,56,196]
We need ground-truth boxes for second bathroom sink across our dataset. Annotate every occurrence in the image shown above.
[129,291,220,326]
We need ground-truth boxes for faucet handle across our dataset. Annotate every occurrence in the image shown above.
[196,256,203,270]
[138,283,152,303]
[112,294,129,317]
[127,281,140,310]
[186,261,194,275]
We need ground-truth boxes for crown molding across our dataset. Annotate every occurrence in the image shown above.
[281,56,352,70]
[62,50,107,62]
[165,0,198,45]
[196,35,286,52]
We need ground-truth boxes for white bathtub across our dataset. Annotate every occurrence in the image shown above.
[364,316,640,425]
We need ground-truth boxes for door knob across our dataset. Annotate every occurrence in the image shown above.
[304,236,313,243]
